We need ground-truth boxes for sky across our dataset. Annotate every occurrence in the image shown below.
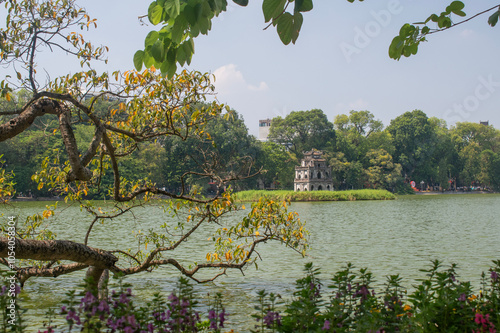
[3,0,500,137]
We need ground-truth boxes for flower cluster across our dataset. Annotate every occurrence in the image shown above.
[251,261,500,333]
[2,260,500,332]
[36,276,225,333]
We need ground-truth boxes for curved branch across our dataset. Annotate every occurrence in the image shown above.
[426,5,500,35]
[0,237,118,268]
[0,98,59,142]
[56,102,93,182]
[14,262,89,286]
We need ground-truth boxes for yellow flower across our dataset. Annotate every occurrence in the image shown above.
[403,304,411,311]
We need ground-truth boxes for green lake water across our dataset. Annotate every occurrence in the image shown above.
[2,193,500,331]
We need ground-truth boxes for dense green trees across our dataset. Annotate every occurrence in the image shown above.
[4,102,499,195]
[268,109,335,158]
[3,99,499,195]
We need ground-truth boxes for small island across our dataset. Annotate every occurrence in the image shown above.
[235,189,396,202]
[236,149,395,202]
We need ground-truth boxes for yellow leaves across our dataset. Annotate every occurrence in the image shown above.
[225,251,232,261]
[255,231,260,236]
[206,253,211,261]
[42,210,53,219]
[86,18,97,28]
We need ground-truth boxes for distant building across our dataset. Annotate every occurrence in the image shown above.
[480,120,489,126]
[82,91,126,103]
[294,149,334,192]
[258,118,272,141]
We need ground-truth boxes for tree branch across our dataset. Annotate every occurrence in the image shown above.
[0,98,58,142]
[0,237,118,268]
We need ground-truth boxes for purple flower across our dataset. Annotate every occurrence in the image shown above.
[81,291,97,305]
[458,293,467,302]
[98,300,110,313]
[119,292,131,304]
[208,309,216,320]
[491,271,499,282]
[263,311,281,328]
[66,310,81,326]
[322,319,331,331]
[127,314,137,327]
[219,309,227,328]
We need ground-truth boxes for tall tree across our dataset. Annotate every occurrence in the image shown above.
[0,0,307,290]
[268,109,335,157]
[364,149,402,191]
[334,110,385,162]
[386,110,436,181]
[255,141,296,190]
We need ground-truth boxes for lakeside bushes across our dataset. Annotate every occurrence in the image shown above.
[235,189,396,202]
[3,259,499,332]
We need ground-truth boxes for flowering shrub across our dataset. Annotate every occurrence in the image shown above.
[35,276,225,333]
[2,260,500,332]
[252,260,500,333]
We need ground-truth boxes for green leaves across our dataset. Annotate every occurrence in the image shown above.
[294,0,313,13]
[164,0,181,19]
[232,0,248,6]
[133,50,145,71]
[389,1,469,60]
[389,24,420,60]
[148,2,164,25]
[276,12,303,45]
[262,0,287,23]
[141,0,313,77]
[446,1,466,17]
[262,0,308,45]
[488,9,500,27]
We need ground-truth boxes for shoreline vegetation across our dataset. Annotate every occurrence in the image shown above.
[234,189,396,202]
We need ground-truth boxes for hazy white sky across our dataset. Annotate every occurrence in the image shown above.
[5,1,500,136]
